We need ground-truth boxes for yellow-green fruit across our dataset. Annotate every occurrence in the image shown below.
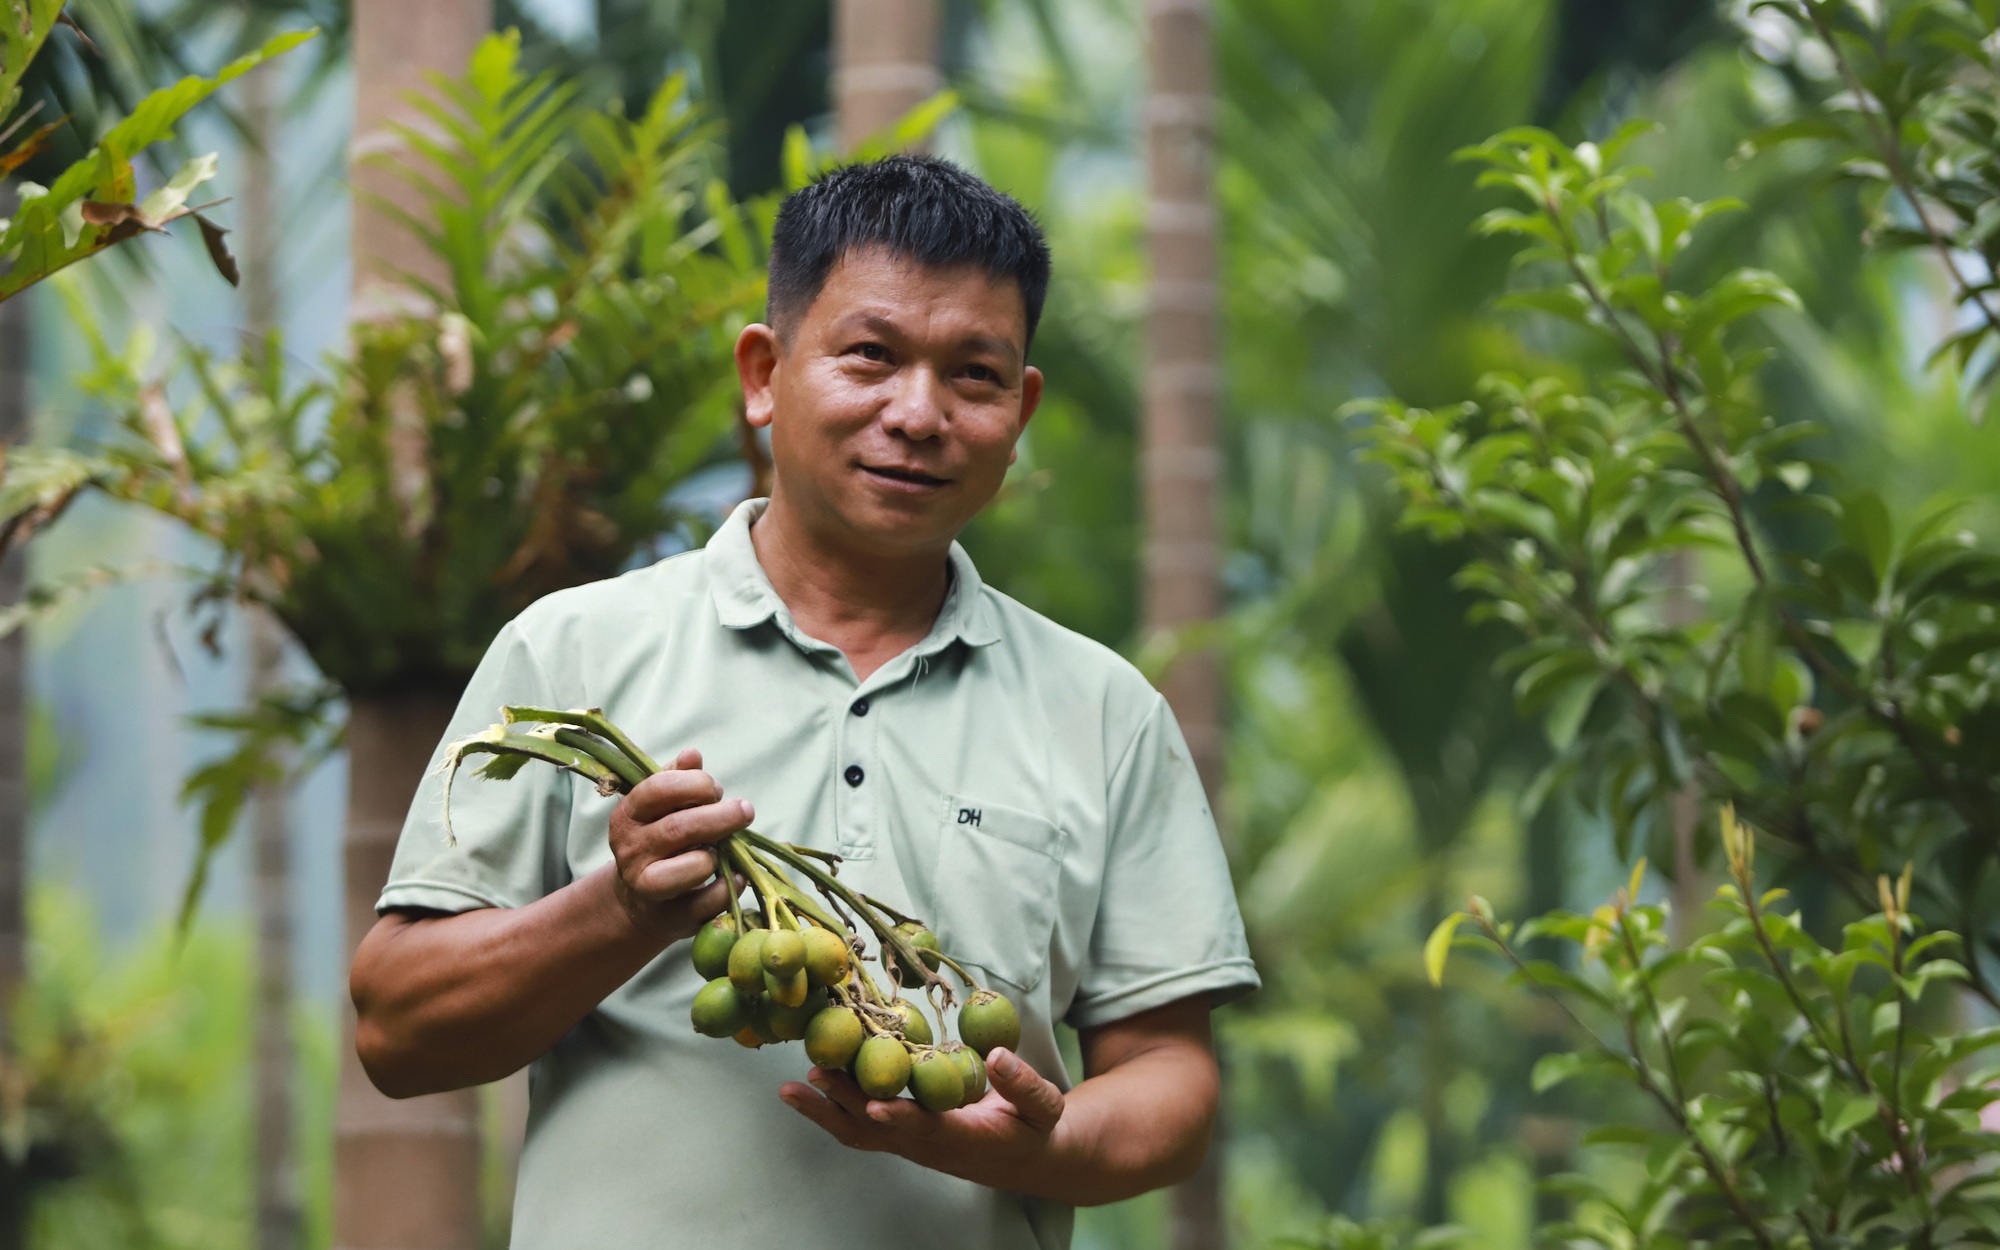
[947,1044,987,1101]
[803,1007,866,1070]
[891,999,933,1046]
[854,1036,913,1099]
[728,929,769,994]
[909,1050,966,1112]
[761,928,806,978]
[747,995,783,1045]
[802,925,851,987]
[764,966,810,1009]
[767,986,829,1041]
[690,978,751,1038]
[958,990,1021,1057]
[690,915,738,980]
[733,1026,763,1049]
[892,921,940,988]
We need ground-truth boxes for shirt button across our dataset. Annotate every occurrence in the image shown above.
[843,764,865,787]
[851,698,870,717]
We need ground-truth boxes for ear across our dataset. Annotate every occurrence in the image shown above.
[736,324,781,429]
[1009,366,1045,465]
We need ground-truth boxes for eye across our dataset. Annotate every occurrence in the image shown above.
[965,364,1000,384]
[852,342,889,362]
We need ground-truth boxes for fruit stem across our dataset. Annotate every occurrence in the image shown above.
[723,838,784,929]
[859,892,918,926]
[931,951,983,993]
[435,727,624,844]
[501,705,661,776]
[741,830,938,988]
[550,726,648,790]
[723,857,747,934]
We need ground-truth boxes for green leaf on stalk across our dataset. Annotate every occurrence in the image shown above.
[1823,1089,1879,1139]
[1532,1051,1588,1093]
[1425,912,1464,987]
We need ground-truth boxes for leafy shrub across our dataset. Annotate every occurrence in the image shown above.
[1430,809,2000,1246]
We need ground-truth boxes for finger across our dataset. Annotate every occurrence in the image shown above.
[779,1081,876,1150]
[622,769,722,824]
[638,797,754,861]
[678,869,737,923]
[863,1096,940,1138]
[986,1049,1064,1133]
[806,1067,876,1120]
[629,849,722,903]
[672,747,702,771]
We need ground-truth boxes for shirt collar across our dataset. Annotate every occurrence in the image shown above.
[705,498,1002,652]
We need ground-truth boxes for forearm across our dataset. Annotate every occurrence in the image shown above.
[1001,1045,1217,1204]
[351,864,666,1097]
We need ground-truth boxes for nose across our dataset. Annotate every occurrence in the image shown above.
[878,365,946,442]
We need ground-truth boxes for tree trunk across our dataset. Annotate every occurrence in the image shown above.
[833,0,940,152]
[0,242,30,1250]
[336,693,482,1250]
[250,611,302,1250]
[339,5,491,1246]
[238,59,305,1250]
[1143,2,1226,1248]
[350,0,492,319]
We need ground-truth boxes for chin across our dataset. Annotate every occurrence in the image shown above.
[839,494,961,551]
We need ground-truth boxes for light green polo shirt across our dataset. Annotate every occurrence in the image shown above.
[378,498,1259,1250]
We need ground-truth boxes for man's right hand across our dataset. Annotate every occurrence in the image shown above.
[606,747,752,945]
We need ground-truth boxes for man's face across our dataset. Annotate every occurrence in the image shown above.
[736,245,1043,559]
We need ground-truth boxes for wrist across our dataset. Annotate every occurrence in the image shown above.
[588,863,680,952]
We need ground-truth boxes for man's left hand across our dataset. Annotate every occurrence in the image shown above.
[779,1047,1064,1188]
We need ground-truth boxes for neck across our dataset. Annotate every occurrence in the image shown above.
[749,494,952,681]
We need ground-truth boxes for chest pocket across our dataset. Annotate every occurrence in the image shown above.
[929,794,1065,994]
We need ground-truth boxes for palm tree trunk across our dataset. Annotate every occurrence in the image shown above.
[833,0,939,152]
[238,60,305,1250]
[1143,2,1226,1248]
[339,5,490,1247]
[0,249,30,1250]
[350,0,493,315]
[250,612,303,1250]
[336,693,482,1250]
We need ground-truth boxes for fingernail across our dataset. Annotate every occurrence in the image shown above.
[868,1104,892,1123]
[808,1075,830,1092]
[739,799,755,822]
[779,1090,800,1107]
[993,1051,1017,1077]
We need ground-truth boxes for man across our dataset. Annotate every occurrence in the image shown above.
[350,155,1258,1249]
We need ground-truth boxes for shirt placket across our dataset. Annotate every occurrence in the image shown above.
[834,682,878,859]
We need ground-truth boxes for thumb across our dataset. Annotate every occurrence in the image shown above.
[986,1048,1063,1133]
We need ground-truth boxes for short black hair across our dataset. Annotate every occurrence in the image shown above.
[766,154,1052,354]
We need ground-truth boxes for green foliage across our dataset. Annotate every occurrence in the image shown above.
[1431,811,2000,1246]
[174,680,342,931]
[6,887,335,1249]
[9,29,765,694]
[1365,100,2000,1004]
[1275,1215,1472,1250]
[0,0,66,117]
[1744,0,2000,412]
[0,23,313,300]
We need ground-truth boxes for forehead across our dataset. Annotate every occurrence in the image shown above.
[805,246,1027,347]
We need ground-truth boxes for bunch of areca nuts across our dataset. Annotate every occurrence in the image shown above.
[440,705,1023,1111]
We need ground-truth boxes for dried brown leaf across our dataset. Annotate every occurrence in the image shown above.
[138,383,192,499]
[193,213,238,287]
[0,116,64,176]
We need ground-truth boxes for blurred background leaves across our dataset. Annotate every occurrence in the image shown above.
[5,0,1999,1248]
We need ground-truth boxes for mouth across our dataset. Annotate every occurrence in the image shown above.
[859,463,951,490]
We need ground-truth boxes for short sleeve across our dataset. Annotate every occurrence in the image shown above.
[1065,695,1260,1030]
[376,619,574,915]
